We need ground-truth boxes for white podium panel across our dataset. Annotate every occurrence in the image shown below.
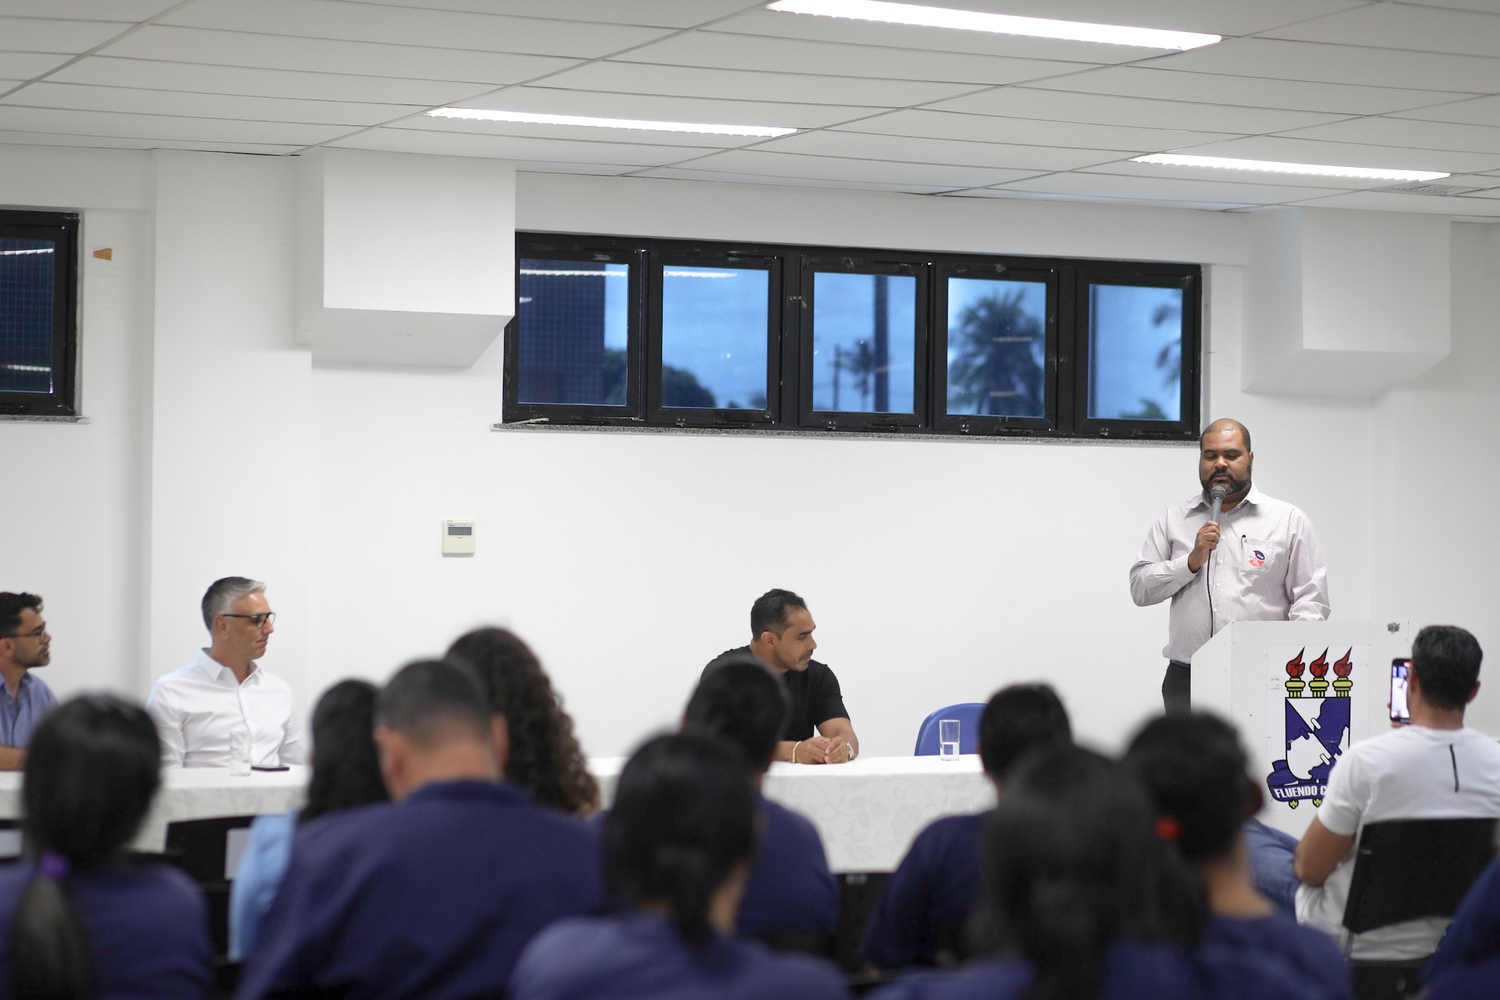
[1191,620,1411,838]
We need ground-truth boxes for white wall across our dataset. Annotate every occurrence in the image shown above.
[2,146,1494,764]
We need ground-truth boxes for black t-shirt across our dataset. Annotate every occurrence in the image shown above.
[702,647,849,741]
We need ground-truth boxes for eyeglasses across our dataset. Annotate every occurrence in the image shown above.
[1,625,45,640]
[221,613,276,629]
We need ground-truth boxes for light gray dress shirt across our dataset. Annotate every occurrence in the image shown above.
[145,649,306,768]
[1130,484,1330,663]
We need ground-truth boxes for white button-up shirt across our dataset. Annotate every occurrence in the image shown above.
[145,649,306,768]
[1129,484,1330,663]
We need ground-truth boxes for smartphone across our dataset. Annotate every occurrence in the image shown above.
[250,765,291,772]
[1390,658,1411,724]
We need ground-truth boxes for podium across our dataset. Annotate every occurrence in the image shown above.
[1191,620,1412,838]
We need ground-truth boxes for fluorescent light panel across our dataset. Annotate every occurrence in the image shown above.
[1132,153,1449,182]
[767,0,1220,50]
[426,108,796,138]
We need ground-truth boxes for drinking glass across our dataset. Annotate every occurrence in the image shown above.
[939,719,961,760]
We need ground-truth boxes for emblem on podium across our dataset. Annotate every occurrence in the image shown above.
[1265,647,1355,809]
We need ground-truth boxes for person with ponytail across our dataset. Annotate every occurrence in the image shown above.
[228,679,388,960]
[509,732,850,1000]
[1125,713,1351,1000]
[0,694,211,1000]
[447,628,599,817]
[870,745,1302,1000]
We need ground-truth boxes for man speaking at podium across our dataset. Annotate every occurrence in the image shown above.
[1130,418,1330,713]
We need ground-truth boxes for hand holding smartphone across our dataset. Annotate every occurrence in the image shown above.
[1390,658,1411,725]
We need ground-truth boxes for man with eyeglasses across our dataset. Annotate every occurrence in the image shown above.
[146,576,305,768]
[0,592,58,770]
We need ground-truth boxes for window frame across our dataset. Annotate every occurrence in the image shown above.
[0,210,80,418]
[1069,264,1202,440]
[504,233,1201,441]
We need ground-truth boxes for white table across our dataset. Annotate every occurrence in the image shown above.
[0,766,309,853]
[0,757,989,873]
[590,755,994,873]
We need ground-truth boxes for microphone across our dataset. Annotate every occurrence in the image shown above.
[1208,483,1229,526]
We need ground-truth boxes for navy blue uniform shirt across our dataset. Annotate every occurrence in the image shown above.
[0,860,211,1000]
[510,912,849,1000]
[738,795,839,935]
[236,779,600,1000]
[1426,857,1500,982]
[860,812,985,968]
[1204,913,1351,1000]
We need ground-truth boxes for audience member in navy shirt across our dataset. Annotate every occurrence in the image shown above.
[1424,856,1500,996]
[510,732,849,1000]
[0,592,59,771]
[229,678,388,960]
[0,694,211,1000]
[236,657,601,1000]
[868,745,1303,1000]
[448,627,600,817]
[681,655,838,939]
[1125,712,1352,1000]
[860,683,1071,969]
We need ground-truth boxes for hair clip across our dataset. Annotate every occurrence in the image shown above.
[1153,816,1182,842]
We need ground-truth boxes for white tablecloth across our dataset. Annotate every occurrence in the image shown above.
[0,757,989,872]
[0,766,309,853]
[591,755,995,873]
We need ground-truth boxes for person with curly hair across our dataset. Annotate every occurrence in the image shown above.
[448,627,599,817]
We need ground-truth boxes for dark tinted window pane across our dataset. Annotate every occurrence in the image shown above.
[0,239,57,394]
[516,259,629,405]
[1088,284,1184,422]
[945,277,1045,418]
[661,265,769,409]
[811,272,915,413]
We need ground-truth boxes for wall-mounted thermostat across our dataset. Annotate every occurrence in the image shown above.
[442,520,476,556]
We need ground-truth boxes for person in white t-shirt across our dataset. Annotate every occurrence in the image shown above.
[1293,624,1500,959]
[145,577,305,768]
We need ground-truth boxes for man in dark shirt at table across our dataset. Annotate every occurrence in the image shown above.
[704,589,858,765]
[236,658,600,1000]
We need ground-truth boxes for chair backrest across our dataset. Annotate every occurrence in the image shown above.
[1341,817,1497,935]
[914,703,986,756]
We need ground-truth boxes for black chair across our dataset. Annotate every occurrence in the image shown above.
[162,815,258,959]
[1340,816,1497,1000]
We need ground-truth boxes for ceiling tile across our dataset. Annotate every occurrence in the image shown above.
[50,57,485,106]
[0,105,351,145]
[1392,95,1500,129]
[950,186,1254,211]
[99,26,584,84]
[399,114,754,149]
[1276,117,1500,156]
[833,109,1237,153]
[0,127,300,154]
[334,126,710,165]
[334,0,762,29]
[1175,135,1500,175]
[927,87,1351,134]
[759,129,1127,171]
[1264,3,1500,59]
[989,170,1350,205]
[0,16,133,53]
[1399,0,1500,12]
[156,0,674,58]
[1026,66,1477,116]
[0,2,183,21]
[620,30,1084,86]
[667,148,1044,188]
[0,53,78,80]
[456,86,874,130]
[908,0,1366,36]
[2,82,423,127]
[635,165,957,194]
[1146,37,1500,93]
[709,9,1169,66]
[542,60,983,108]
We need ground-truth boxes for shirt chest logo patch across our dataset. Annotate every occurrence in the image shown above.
[1248,549,1265,567]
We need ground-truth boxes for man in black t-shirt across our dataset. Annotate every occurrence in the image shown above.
[703,589,859,765]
